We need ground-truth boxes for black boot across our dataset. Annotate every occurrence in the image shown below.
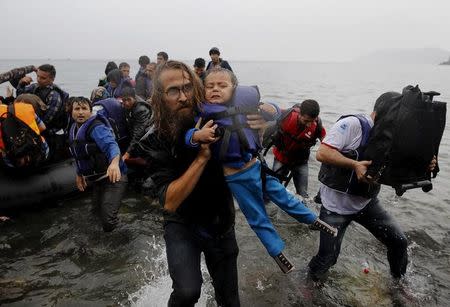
[273,252,295,274]
[310,219,338,237]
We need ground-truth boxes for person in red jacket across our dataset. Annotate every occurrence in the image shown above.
[272,99,326,199]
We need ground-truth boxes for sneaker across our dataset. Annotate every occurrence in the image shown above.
[310,219,338,237]
[273,252,295,274]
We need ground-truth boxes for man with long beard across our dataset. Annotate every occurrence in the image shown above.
[139,61,270,306]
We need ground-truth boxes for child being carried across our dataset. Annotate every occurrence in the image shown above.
[184,68,337,274]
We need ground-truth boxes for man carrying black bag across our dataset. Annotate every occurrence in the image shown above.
[308,89,440,282]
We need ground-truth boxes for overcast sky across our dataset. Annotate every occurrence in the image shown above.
[2,0,449,62]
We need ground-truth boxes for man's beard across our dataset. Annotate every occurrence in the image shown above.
[161,104,195,143]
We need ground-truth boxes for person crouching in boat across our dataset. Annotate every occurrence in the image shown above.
[0,94,49,168]
[68,96,127,232]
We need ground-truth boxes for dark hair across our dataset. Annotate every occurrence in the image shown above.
[68,96,92,114]
[107,69,122,84]
[374,91,400,112]
[204,67,238,87]
[38,64,56,78]
[209,47,220,55]
[138,55,150,66]
[157,52,169,61]
[151,60,204,134]
[119,62,130,69]
[105,61,118,75]
[194,58,206,68]
[121,86,136,98]
[299,99,320,118]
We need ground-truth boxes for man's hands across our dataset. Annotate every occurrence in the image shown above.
[258,103,277,115]
[198,143,212,163]
[353,160,373,182]
[19,76,32,86]
[246,113,268,130]
[428,155,437,172]
[122,152,130,161]
[107,156,121,183]
[76,175,87,191]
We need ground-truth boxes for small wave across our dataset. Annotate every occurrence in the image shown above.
[128,237,214,307]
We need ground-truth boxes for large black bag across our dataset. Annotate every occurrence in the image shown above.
[364,85,446,195]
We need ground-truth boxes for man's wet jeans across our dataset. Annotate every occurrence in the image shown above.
[92,175,128,232]
[308,197,408,280]
[164,222,240,307]
[273,159,309,198]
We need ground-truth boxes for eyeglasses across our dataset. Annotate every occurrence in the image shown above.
[165,83,194,99]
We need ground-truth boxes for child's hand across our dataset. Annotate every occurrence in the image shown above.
[193,120,218,144]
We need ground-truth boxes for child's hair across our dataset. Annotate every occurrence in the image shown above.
[68,96,92,114]
[15,94,47,113]
[203,67,238,87]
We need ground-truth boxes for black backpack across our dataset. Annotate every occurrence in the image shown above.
[364,85,446,195]
[0,105,45,167]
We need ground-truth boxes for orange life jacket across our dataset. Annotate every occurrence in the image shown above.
[0,103,44,151]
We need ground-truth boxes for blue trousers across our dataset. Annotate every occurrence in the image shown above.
[225,161,317,257]
[308,198,408,280]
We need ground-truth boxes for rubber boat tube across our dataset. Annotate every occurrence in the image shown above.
[0,159,78,209]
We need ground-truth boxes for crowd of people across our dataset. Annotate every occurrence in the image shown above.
[0,47,440,306]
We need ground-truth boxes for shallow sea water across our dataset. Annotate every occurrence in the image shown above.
[1,60,449,306]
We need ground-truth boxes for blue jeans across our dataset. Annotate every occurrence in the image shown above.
[273,158,309,198]
[225,161,317,257]
[164,222,240,307]
[308,198,408,280]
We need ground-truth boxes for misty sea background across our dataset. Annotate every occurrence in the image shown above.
[0,59,449,306]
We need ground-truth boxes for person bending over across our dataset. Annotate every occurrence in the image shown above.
[308,92,437,282]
